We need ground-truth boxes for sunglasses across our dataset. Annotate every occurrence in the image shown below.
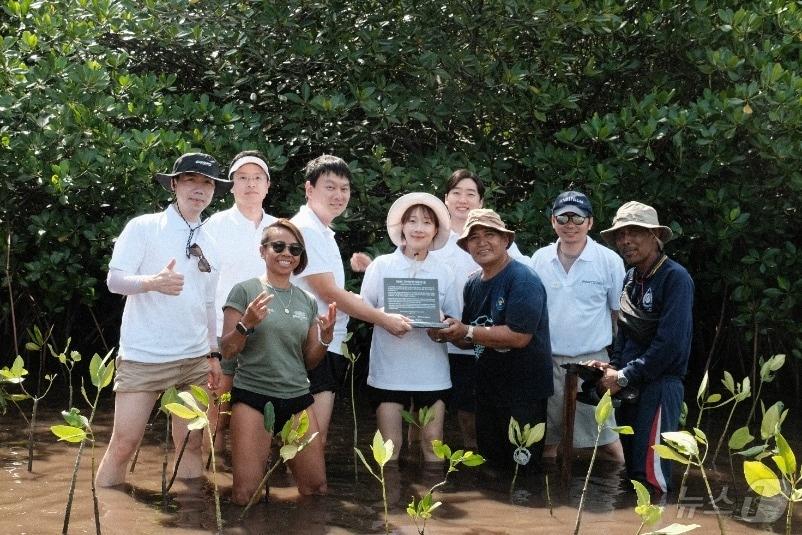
[187,243,211,272]
[263,241,304,256]
[555,214,587,225]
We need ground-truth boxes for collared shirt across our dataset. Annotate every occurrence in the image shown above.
[205,205,277,336]
[531,237,625,356]
[290,204,349,354]
[108,205,220,363]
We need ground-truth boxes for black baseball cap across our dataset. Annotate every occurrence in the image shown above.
[154,153,232,197]
[552,191,593,217]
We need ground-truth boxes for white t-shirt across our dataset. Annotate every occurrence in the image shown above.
[108,205,220,363]
[530,237,624,356]
[430,230,527,355]
[291,204,349,354]
[361,248,459,391]
[205,205,277,336]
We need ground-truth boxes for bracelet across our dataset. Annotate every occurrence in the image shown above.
[317,323,332,347]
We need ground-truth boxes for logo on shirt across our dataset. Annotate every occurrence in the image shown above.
[581,280,604,286]
[292,310,308,321]
[471,315,495,360]
[642,288,654,311]
[495,297,505,311]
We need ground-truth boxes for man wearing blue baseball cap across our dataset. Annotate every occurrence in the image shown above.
[96,152,231,487]
[531,191,626,462]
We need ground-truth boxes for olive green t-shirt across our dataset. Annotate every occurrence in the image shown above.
[225,277,318,398]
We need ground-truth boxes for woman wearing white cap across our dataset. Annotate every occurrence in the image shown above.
[359,193,460,462]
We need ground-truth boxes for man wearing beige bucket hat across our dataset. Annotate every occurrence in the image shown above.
[592,201,694,493]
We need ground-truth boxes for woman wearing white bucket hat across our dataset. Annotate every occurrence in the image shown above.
[592,201,694,494]
[359,192,460,461]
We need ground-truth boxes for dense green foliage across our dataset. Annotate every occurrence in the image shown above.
[1,0,800,393]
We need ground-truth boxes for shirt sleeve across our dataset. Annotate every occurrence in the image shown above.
[503,267,546,335]
[224,283,249,315]
[621,269,695,385]
[607,253,626,311]
[360,258,382,308]
[106,268,148,295]
[297,225,333,277]
[108,217,148,274]
[440,269,460,319]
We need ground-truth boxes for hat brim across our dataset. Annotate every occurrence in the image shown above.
[553,206,590,217]
[154,172,233,198]
[386,193,451,251]
[600,222,673,246]
[456,222,515,251]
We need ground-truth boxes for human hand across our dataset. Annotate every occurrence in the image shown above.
[241,291,273,328]
[436,317,469,343]
[148,258,184,295]
[381,312,412,337]
[318,302,337,343]
[587,360,613,370]
[350,252,373,273]
[599,367,621,394]
[207,357,222,391]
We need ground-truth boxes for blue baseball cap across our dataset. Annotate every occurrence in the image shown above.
[552,191,593,217]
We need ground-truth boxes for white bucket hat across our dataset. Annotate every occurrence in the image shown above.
[386,192,451,251]
[600,201,673,246]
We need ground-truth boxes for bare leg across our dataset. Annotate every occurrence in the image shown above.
[457,409,477,450]
[597,439,625,463]
[420,401,446,463]
[310,391,334,449]
[230,402,272,505]
[96,391,159,487]
[287,409,327,495]
[376,402,404,461]
[543,443,559,459]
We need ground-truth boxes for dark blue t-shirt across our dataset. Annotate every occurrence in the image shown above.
[611,257,694,386]
[462,259,553,404]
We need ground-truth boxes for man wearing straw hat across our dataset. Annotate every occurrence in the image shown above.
[594,201,694,493]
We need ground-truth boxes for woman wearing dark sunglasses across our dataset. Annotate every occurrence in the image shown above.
[220,219,337,504]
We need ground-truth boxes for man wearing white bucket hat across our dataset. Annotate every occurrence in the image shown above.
[593,201,694,493]
[360,192,459,461]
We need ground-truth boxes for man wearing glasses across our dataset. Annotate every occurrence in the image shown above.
[96,153,231,487]
[530,191,626,463]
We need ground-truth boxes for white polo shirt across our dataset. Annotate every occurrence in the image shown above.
[530,237,624,357]
[361,248,459,390]
[109,205,220,363]
[205,205,277,336]
[291,204,349,355]
[431,230,527,356]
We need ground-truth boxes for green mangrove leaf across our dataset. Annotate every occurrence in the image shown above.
[635,503,663,527]
[761,402,784,440]
[177,391,204,414]
[186,416,208,431]
[662,431,699,457]
[370,430,390,465]
[692,427,707,444]
[160,387,180,413]
[189,384,209,409]
[461,452,486,467]
[165,402,197,420]
[613,425,634,434]
[280,444,299,461]
[400,409,416,426]
[696,371,709,403]
[25,342,40,352]
[524,422,546,447]
[791,489,802,502]
[735,444,769,457]
[643,523,700,534]
[632,479,651,507]
[775,433,796,477]
[705,393,721,404]
[296,410,310,438]
[354,447,378,480]
[743,461,781,497]
[431,439,451,460]
[653,444,690,465]
[721,371,735,394]
[51,424,86,443]
[508,417,520,446]
[61,408,88,429]
[263,401,275,433]
[419,406,435,427]
[728,426,754,450]
[595,391,613,425]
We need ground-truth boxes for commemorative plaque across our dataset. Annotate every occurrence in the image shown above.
[383,278,447,328]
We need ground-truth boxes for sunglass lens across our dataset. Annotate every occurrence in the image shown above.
[270,241,287,253]
[289,244,304,256]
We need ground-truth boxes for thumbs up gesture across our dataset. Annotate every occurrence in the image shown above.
[145,258,185,295]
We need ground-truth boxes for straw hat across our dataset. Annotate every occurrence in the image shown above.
[386,192,451,251]
[600,201,673,246]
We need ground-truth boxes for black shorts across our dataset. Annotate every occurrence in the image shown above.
[448,353,477,413]
[366,385,450,412]
[308,351,349,395]
[230,387,314,433]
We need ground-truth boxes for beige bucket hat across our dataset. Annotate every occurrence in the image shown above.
[455,209,515,251]
[600,201,673,246]
[386,192,451,251]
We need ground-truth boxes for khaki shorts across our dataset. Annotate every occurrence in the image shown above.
[545,350,619,448]
[114,355,209,393]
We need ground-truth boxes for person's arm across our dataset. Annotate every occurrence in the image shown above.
[349,252,373,273]
[302,272,411,336]
[435,318,532,349]
[107,259,185,296]
[302,303,337,369]
[220,291,272,359]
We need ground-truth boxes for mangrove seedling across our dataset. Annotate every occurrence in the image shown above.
[407,440,484,534]
[402,404,436,461]
[744,353,785,429]
[1,354,57,472]
[653,429,727,535]
[573,391,633,535]
[743,432,801,535]
[206,390,231,469]
[632,479,701,534]
[355,429,395,534]
[48,337,81,408]
[50,349,114,535]
[711,372,751,465]
[507,417,545,500]
[341,334,361,480]
[734,400,789,461]
[164,386,223,534]
[240,406,319,519]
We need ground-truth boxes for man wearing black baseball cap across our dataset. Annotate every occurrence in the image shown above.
[96,152,230,487]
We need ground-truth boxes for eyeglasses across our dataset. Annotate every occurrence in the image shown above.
[187,243,211,272]
[555,214,587,225]
[263,241,304,256]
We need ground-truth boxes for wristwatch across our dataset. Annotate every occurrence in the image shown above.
[236,321,254,336]
[616,370,629,388]
[207,351,222,361]
[464,325,475,343]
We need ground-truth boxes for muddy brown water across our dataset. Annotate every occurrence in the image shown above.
[1,396,798,534]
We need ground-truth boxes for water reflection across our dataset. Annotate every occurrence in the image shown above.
[0,401,798,533]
